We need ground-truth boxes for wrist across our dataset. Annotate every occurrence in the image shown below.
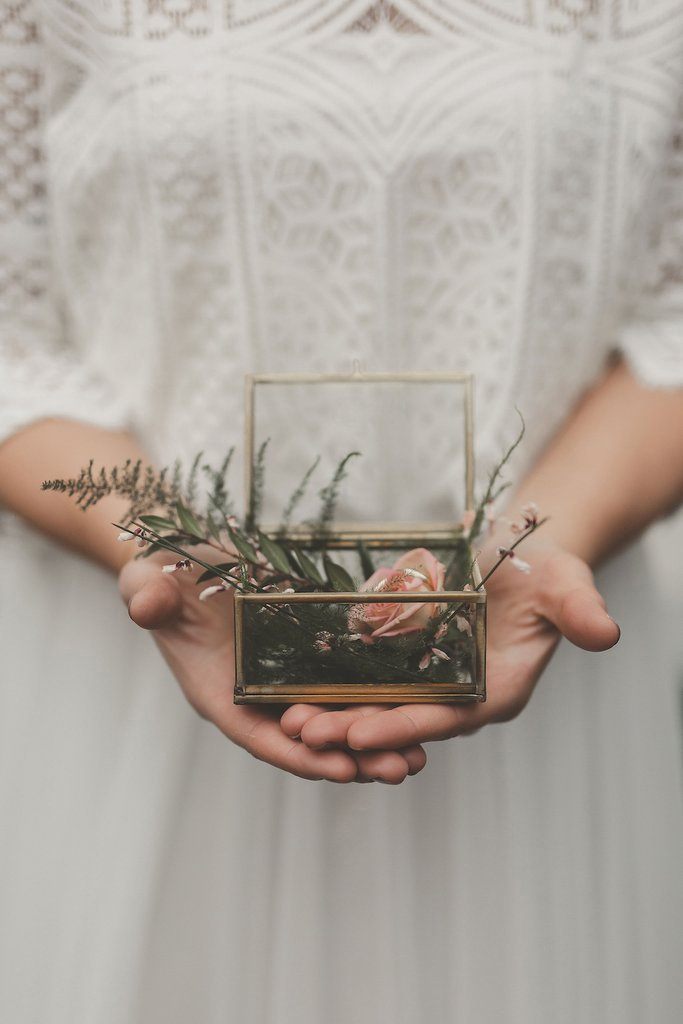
[475,517,561,579]
[81,495,142,574]
[492,494,605,568]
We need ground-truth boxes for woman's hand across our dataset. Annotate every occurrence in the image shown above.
[119,546,427,783]
[279,538,620,753]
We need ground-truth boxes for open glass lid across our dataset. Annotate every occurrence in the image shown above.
[243,369,475,549]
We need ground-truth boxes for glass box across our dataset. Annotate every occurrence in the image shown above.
[233,370,487,705]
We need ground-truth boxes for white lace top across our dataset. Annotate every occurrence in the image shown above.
[1,1,682,491]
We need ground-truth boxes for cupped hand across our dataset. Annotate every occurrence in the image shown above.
[118,546,427,783]
[280,539,620,755]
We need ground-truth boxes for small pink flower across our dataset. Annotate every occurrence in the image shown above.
[313,631,334,653]
[510,502,540,534]
[521,501,540,528]
[419,646,451,670]
[455,614,472,637]
[497,547,531,574]
[350,548,446,644]
[511,555,531,573]
[198,581,230,601]
[162,558,192,574]
[117,526,148,547]
[461,508,476,538]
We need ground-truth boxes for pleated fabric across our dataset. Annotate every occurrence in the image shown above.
[1,518,680,1024]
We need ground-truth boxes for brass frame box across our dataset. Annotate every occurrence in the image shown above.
[234,370,486,705]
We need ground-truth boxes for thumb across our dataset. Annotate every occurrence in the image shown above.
[540,553,620,653]
[119,560,184,630]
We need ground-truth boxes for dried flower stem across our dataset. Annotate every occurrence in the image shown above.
[441,516,549,628]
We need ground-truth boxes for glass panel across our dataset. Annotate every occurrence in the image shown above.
[249,377,469,533]
[240,595,478,689]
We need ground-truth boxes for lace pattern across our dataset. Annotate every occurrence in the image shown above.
[0,1,681,484]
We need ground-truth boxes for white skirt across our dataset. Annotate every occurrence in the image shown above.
[1,517,681,1024]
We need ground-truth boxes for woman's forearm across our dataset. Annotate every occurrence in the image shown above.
[0,419,148,573]
[505,360,683,566]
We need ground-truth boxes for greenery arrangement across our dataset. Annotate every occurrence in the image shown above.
[42,420,545,688]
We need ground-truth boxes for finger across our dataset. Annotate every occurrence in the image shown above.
[231,712,358,783]
[539,556,620,652]
[127,576,183,630]
[552,587,620,651]
[347,703,479,750]
[354,750,411,784]
[300,704,391,749]
[282,708,427,776]
[400,744,428,776]
[280,703,330,739]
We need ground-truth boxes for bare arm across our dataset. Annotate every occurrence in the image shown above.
[283,360,683,750]
[0,417,423,783]
[510,359,683,566]
[0,418,144,572]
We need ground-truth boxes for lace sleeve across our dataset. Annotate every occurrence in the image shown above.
[0,4,131,444]
[616,107,683,389]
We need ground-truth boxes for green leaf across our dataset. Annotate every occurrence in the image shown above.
[227,526,260,563]
[175,501,204,539]
[323,554,356,593]
[196,562,239,584]
[206,515,223,543]
[139,514,177,532]
[139,533,186,557]
[257,572,293,589]
[356,540,375,580]
[257,532,293,575]
[294,547,324,587]
[285,548,304,576]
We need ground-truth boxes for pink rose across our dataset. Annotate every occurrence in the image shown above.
[349,547,446,644]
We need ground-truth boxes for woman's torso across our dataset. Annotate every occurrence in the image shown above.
[35,1,683,477]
